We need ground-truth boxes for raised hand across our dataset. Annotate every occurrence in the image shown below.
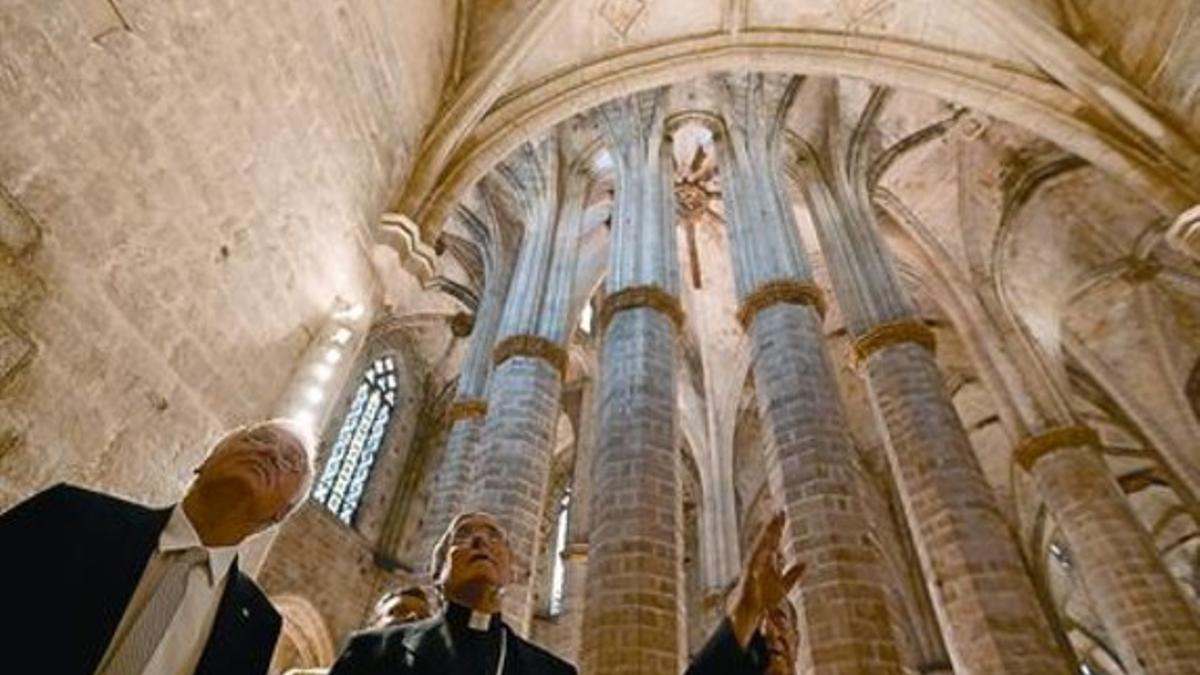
[726,512,806,647]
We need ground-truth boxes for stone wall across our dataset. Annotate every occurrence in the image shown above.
[259,501,396,645]
[0,0,453,509]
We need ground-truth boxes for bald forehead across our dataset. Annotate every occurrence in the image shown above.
[212,423,310,472]
[254,421,311,450]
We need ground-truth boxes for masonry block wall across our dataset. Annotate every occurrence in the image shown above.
[258,502,396,642]
[0,0,453,509]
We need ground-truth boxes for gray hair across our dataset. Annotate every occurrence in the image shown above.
[265,418,316,513]
[428,511,501,582]
[211,418,315,516]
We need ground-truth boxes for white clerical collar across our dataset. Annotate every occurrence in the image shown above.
[447,601,500,632]
[159,504,237,584]
[468,609,494,632]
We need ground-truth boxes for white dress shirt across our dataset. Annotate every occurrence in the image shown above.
[96,505,238,675]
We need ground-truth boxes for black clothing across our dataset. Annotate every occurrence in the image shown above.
[444,602,511,675]
[684,618,770,675]
[0,483,282,675]
[330,602,576,675]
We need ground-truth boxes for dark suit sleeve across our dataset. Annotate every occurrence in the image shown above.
[683,618,766,675]
[329,630,388,675]
[0,483,71,547]
[0,484,73,595]
[256,604,283,674]
[0,485,76,664]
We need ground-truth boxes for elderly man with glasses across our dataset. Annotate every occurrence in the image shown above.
[0,418,314,675]
[329,511,576,675]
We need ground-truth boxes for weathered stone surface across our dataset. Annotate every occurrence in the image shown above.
[6,6,1200,674]
[750,303,906,674]
[583,307,681,675]
[716,71,905,674]
[259,502,396,642]
[473,355,564,631]
[864,345,1068,674]
[1030,442,1200,675]
[0,0,453,508]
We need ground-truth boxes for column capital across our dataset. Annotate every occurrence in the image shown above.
[1014,426,1100,471]
[737,279,827,329]
[446,398,489,423]
[597,285,685,333]
[852,319,937,367]
[561,542,589,561]
[492,334,569,378]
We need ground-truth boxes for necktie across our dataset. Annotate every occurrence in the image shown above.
[104,547,209,675]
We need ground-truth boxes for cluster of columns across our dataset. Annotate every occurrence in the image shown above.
[712,74,905,674]
[418,184,519,563]
[799,84,1200,673]
[420,135,590,632]
[469,136,590,632]
[415,75,1200,674]
[795,119,1071,674]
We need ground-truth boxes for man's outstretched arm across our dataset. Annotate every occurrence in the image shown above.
[684,512,805,675]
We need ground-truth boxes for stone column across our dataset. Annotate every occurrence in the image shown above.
[581,89,685,675]
[472,136,588,633]
[418,197,517,565]
[713,73,904,674]
[559,375,597,664]
[798,151,1070,673]
[1018,429,1200,674]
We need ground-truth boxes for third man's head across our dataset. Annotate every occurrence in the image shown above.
[430,512,512,612]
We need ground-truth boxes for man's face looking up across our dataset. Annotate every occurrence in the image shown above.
[441,513,512,599]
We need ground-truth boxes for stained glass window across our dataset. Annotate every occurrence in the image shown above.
[312,355,398,524]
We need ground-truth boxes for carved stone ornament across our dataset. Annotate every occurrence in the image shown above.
[852,319,937,367]
[1014,426,1101,471]
[736,279,827,329]
[446,398,488,423]
[596,284,685,333]
[491,334,569,377]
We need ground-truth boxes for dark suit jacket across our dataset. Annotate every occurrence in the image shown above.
[684,619,769,675]
[0,483,282,675]
[329,611,576,675]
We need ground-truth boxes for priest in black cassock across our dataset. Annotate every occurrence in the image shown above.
[686,512,806,675]
[329,511,576,675]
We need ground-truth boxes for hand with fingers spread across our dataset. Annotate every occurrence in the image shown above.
[726,512,806,649]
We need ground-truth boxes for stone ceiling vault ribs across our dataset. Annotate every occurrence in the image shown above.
[407,32,1196,242]
[959,0,1200,180]
[869,108,969,187]
[395,0,569,220]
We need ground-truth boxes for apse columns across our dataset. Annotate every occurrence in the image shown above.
[472,137,587,633]
[581,89,686,675]
[418,198,518,564]
[969,237,1200,672]
[712,73,905,674]
[798,154,1071,673]
[1018,428,1200,674]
